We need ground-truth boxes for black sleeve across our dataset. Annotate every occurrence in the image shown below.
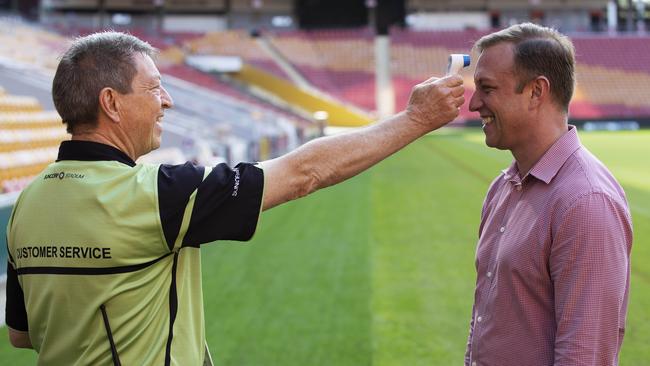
[158,162,206,250]
[5,261,29,331]
[158,162,264,248]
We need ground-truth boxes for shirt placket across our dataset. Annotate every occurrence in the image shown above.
[471,178,525,366]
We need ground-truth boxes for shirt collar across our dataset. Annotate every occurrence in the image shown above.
[501,162,520,183]
[57,140,136,167]
[502,125,582,185]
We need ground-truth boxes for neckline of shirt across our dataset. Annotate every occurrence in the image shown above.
[56,140,136,167]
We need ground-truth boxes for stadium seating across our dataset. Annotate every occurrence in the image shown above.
[0,19,70,70]
[268,28,478,117]
[267,28,650,121]
[3,16,650,135]
[0,95,42,112]
[160,63,313,128]
[0,19,316,166]
[37,19,650,122]
[573,36,650,74]
[267,29,376,111]
[182,30,290,79]
[0,89,68,194]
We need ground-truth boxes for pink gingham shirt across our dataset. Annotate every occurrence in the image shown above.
[465,126,633,366]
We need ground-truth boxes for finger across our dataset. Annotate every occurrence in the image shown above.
[450,85,465,98]
[420,75,441,84]
[456,96,466,108]
[437,74,463,87]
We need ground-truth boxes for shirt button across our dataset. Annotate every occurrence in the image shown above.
[477,316,483,322]
[472,362,477,366]
[499,226,505,233]
[486,271,492,278]
[516,185,522,191]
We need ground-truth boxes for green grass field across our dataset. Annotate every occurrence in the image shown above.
[1,128,648,365]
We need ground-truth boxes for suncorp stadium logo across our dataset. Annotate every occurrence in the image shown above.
[232,167,240,197]
[44,171,85,180]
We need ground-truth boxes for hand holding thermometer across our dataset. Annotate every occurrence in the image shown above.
[446,54,471,76]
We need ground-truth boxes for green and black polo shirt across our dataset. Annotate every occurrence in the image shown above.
[5,140,264,365]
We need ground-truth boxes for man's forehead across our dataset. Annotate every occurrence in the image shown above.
[134,53,161,81]
[474,43,515,81]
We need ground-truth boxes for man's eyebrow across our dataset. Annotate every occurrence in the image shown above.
[475,76,496,86]
[149,75,162,85]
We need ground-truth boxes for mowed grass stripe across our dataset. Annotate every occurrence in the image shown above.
[202,171,373,365]
[370,134,510,366]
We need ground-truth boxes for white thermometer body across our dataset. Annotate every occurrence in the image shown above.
[446,54,471,76]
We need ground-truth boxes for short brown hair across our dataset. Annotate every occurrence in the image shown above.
[474,23,575,112]
[52,31,156,133]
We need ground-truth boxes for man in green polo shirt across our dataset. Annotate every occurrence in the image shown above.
[5,32,465,365]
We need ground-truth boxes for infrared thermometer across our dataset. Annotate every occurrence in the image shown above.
[446,54,471,76]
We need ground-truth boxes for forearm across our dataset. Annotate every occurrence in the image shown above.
[296,111,426,188]
[260,74,464,210]
[261,111,428,209]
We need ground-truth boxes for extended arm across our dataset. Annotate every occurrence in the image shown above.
[260,75,465,210]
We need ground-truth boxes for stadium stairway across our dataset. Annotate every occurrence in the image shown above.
[228,63,373,127]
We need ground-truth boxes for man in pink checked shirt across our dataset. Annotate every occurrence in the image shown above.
[465,23,633,366]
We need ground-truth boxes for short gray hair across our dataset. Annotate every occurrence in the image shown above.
[52,31,156,133]
[474,23,575,112]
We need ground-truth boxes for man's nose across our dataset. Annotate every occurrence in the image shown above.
[161,85,173,109]
[468,90,481,112]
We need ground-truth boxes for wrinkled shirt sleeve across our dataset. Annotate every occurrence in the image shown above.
[551,192,632,365]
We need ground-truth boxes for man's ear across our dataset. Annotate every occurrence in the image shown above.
[98,87,121,123]
[529,76,550,110]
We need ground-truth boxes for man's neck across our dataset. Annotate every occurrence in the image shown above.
[71,131,137,162]
[512,120,568,177]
